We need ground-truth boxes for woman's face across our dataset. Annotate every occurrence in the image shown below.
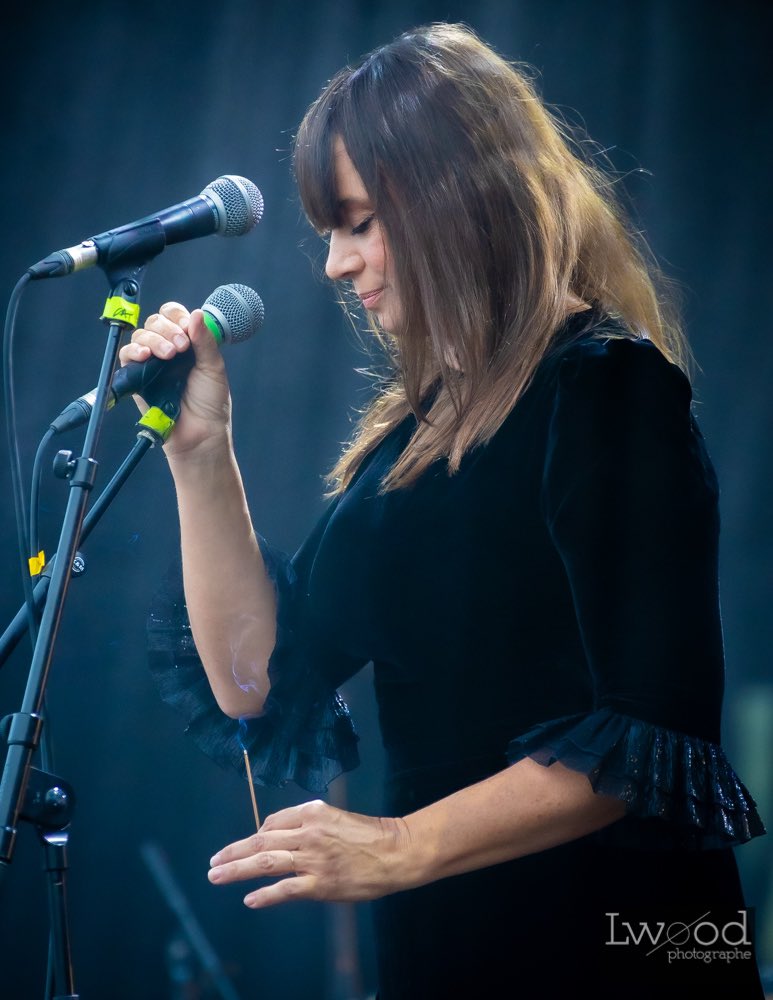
[325,137,401,333]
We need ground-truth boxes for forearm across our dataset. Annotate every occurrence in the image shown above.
[168,435,277,718]
[207,755,628,907]
[400,757,627,889]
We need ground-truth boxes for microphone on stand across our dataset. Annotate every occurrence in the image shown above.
[50,283,264,434]
[27,176,264,280]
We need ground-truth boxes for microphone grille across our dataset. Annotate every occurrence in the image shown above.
[203,283,265,344]
[202,176,264,236]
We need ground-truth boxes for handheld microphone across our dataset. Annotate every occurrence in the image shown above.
[50,283,264,434]
[28,177,264,280]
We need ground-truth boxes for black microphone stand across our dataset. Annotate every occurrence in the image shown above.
[0,433,156,670]
[0,247,168,999]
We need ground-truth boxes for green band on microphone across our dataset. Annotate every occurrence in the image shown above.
[203,310,223,344]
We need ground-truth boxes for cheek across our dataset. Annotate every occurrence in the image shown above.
[369,226,390,277]
[368,243,387,276]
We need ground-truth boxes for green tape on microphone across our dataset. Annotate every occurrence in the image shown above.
[203,309,223,344]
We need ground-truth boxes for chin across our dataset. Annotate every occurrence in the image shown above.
[375,309,401,335]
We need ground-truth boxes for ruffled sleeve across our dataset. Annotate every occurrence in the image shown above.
[147,508,362,794]
[507,334,765,849]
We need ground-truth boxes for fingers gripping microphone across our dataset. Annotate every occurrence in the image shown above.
[113,282,264,398]
[50,283,264,434]
[28,176,264,279]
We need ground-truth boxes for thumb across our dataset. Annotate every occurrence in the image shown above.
[187,308,224,368]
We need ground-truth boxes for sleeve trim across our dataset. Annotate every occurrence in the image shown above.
[507,707,765,849]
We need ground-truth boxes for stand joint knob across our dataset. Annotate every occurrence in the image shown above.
[52,452,98,490]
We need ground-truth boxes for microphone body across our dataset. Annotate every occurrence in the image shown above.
[50,283,264,434]
[29,176,263,279]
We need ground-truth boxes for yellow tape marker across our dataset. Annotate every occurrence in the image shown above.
[28,550,46,576]
[138,406,175,443]
[101,297,141,327]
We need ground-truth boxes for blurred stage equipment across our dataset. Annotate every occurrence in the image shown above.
[141,840,242,1000]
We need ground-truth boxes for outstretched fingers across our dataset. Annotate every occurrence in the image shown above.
[243,874,318,909]
[209,847,299,886]
[210,824,303,867]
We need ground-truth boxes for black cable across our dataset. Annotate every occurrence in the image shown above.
[5,287,55,779]
[2,272,39,650]
[29,426,55,604]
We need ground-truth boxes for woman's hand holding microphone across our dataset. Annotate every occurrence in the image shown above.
[119,303,232,462]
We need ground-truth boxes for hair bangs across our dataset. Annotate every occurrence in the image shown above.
[294,79,344,234]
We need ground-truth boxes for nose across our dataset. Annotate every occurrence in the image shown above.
[325,229,363,281]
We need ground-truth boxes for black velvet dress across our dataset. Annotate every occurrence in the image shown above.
[149,310,766,999]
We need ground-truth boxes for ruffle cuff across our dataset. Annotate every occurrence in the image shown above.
[147,536,360,794]
[507,706,765,849]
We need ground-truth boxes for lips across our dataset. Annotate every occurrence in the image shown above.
[358,287,384,308]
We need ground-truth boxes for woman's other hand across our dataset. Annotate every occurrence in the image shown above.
[208,800,417,908]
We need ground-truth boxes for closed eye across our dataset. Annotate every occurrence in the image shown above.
[351,214,375,236]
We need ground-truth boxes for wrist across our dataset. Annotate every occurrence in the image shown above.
[382,815,436,892]
[165,430,234,474]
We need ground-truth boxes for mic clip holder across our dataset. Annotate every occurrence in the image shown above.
[29,220,166,280]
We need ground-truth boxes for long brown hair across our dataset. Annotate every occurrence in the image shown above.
[294,22,686,493]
